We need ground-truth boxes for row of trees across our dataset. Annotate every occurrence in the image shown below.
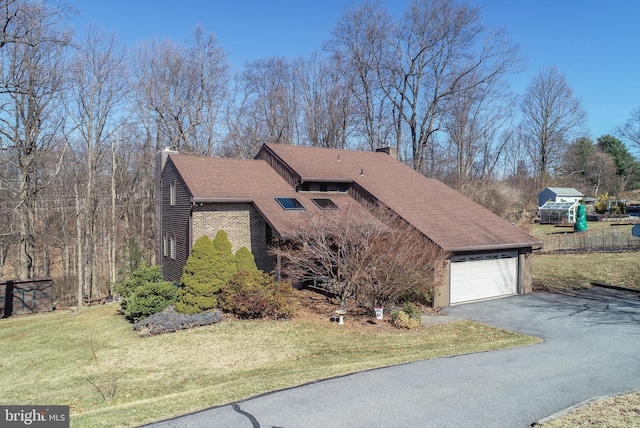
[562,135,640,197]
[1,0,640,306]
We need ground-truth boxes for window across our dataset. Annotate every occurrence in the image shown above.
[265,224,275,244]
[169,234,176,259]
[162,233,168,257]
[276,197,305,210]
[311,198,338,210]
[169,180,176,205]
[299,182,350,193]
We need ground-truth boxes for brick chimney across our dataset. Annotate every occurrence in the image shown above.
[375,146,398,159]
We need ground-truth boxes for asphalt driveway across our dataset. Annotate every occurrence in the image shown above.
[144,287,640,428]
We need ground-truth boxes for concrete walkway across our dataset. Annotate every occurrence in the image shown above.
[143,287,640,428]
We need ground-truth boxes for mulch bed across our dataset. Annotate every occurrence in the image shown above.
[293,288,436,331]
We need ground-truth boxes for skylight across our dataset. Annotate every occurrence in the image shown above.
[311,198,339,210]
[276,197,305,210]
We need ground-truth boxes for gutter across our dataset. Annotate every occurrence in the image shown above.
[192,198,253,203]
[446,241,544,253]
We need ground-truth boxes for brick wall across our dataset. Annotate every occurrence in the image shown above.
[192,203,275,272]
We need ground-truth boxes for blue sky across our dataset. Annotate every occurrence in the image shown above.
[69,0,640,140]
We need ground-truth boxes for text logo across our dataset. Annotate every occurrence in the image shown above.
[1,406,69,427]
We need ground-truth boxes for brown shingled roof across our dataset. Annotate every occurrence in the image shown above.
[167,155,358,236]
[261,144,541,252]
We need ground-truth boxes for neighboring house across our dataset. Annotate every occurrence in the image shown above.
[158,144,542,307]
[537,187,584,224]
[538,187,584,207]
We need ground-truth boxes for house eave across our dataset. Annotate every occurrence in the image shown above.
[446,241,543,254]
[191,197,254,203]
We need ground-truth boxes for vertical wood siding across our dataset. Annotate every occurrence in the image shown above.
[256,147,301,188]
[161,158,193,283]
[519,251,533,294]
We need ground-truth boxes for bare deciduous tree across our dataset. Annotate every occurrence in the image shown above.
[328,0,522,175]
[67,24,128,303]
[132,26,229,155]
[442,67,517,187]
[326,1,394,151]
[390,0,521,175]
[519,67,586,184]
[560,137,621,196]
[0,0,71,279]
[240,56,298,144]
[616,106,640,149]
[294,53,353,149]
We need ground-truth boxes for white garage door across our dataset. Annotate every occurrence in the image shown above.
[450,252,518,304]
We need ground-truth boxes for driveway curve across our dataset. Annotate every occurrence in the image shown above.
[144,287,640,428]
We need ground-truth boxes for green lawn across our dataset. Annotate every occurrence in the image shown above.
[5,243,640,428]
[537,392,640,427]
[533,252,640,291]
[0,304,538,428]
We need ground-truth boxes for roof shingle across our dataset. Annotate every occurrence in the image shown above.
[261,144,541,252]
[167,155,358,236]
[167,144,541,252]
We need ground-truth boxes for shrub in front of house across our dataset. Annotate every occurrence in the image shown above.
[176,232,236,314]
[123,281,178,322]
[118,265,165,305]
[235,246,257,271]
[269,281,298,319]
[400,302,422,320]
[220,269,298,319]
[133,306,222,336]
[118,265,177,322]
[390,304,422,329]
[213,230,237,273]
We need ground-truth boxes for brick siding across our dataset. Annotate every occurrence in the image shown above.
[192,203,275,272]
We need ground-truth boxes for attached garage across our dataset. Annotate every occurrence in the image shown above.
[449,252,518,304]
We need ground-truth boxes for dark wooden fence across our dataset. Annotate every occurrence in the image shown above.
[538,228,640,253]
[0,278,54,318]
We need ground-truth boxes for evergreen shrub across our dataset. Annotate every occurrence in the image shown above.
[176,233,236,314]
[117,265,176,322]
[235,247,257,271]
[390,308,421,329]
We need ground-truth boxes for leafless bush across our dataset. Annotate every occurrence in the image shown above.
[271,203,448,309]
[461,178,536,226]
